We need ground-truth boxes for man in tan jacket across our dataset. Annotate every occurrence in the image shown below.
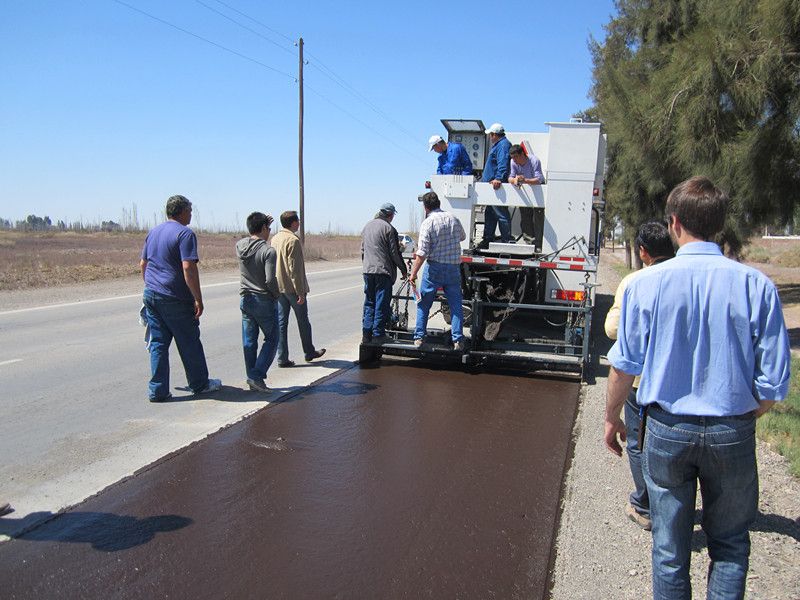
[273,211,325,367]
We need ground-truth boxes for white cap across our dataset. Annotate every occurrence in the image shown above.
[485,123,505,134]
[428,134,444,151]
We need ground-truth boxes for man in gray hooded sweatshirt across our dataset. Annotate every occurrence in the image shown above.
[236,212,280,393]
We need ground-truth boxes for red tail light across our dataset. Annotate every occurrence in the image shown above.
[425,181,431,189]
[552,289,585,302]
[592,188,600,196]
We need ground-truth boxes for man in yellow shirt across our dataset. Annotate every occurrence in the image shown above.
[604,221,674,531]
[272,211,326,368]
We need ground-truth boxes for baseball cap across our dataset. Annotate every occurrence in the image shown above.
[428,134,444,151]
[485,123,505,134]
[379,202,398,214]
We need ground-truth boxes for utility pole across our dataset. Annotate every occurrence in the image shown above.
[298,37,305,244]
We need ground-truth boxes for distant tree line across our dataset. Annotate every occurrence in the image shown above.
[585,0,800,259]
[0,214,130,232]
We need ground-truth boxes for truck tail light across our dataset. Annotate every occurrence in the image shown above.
[593,188,600,196]
[551,289,585,302]
[425,181,432,189]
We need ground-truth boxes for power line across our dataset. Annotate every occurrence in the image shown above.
[111,0,296,80]
[204,0,421,146]
[305,83,428,166]
[113,0,427,162]
[304,53,421,144]
[209,0,295,45]
[194,0,296,58]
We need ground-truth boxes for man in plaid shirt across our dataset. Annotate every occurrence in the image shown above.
[408,191,467,351]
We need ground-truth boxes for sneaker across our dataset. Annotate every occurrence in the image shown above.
[413,338,424,348]
[149,393,173,403]
[247,379,272,393]
[305,349,326,362]
[453,339,466,352]
[197,378,222,394]
[0,502,12,517]
[625,503,652,531]
[278,360,295,368]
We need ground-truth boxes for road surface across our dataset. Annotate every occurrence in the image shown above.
[0,262,365,535]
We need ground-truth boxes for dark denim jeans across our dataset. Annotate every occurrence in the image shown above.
[277,293,317,363]
[482,205,512,243]
[143,288,209,399]
[240,293,279,382]
[414,262,463,342]
[644,406,757,600]
[363,273,393,337]
[625,389,649,518]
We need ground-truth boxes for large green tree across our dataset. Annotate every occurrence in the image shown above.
[591,0,800,252]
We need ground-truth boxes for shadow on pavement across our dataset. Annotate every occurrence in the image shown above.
[0,511,192,552]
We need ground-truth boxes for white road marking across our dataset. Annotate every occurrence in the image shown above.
[0,359,23,367]
[308,285,363,299]
[0,266,363,316]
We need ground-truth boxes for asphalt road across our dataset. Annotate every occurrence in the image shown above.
[0,262,366,536]
[0,363,581,600]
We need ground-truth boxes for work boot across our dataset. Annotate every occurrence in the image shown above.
[247,379,272,393]
[625,503,652,531]
[305,349,326,362]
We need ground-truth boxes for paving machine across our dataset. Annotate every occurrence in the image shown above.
[360,119,606,378]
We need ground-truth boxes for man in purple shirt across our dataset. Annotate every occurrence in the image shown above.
[140,195,221,401]
[509,144,544,247]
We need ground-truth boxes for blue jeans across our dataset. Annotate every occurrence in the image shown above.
[240,293,279,381]
[414,261,463,342]
[363,273,393,337]
[644,406,757,600]
[143,288,209,399]
[277,293,317,363]
[482,206,512,243]
[625,389,649,518]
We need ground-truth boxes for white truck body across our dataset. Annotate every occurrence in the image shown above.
[362,120,607,378]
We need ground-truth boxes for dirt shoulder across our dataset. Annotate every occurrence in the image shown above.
[550,248,800,600]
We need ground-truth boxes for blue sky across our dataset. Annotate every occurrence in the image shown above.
[1,0,615,234]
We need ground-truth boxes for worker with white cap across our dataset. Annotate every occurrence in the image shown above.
[428,135,474,176]
[479,122,513,246]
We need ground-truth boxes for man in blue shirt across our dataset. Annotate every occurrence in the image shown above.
[479,123,512,246]
[140,195,221,401]
[428,135,474,175]
[605,177,790,599]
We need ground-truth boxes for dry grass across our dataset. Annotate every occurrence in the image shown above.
[743,237,800,267]
[0,230,361,291]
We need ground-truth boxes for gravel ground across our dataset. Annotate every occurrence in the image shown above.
[550,250,800,600]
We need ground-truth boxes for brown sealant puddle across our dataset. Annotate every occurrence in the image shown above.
[0,362,580,600]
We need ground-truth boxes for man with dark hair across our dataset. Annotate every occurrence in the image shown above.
[408,191,467,350]
[361,203,408,344]
[272,210,325,367]
[140,195,221,401]
[604,221,675,532]
[508,144,545,246]
[605,176,790,598]
[428,135,473,175]
[479,122,512,246]
[236,212,279,393]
